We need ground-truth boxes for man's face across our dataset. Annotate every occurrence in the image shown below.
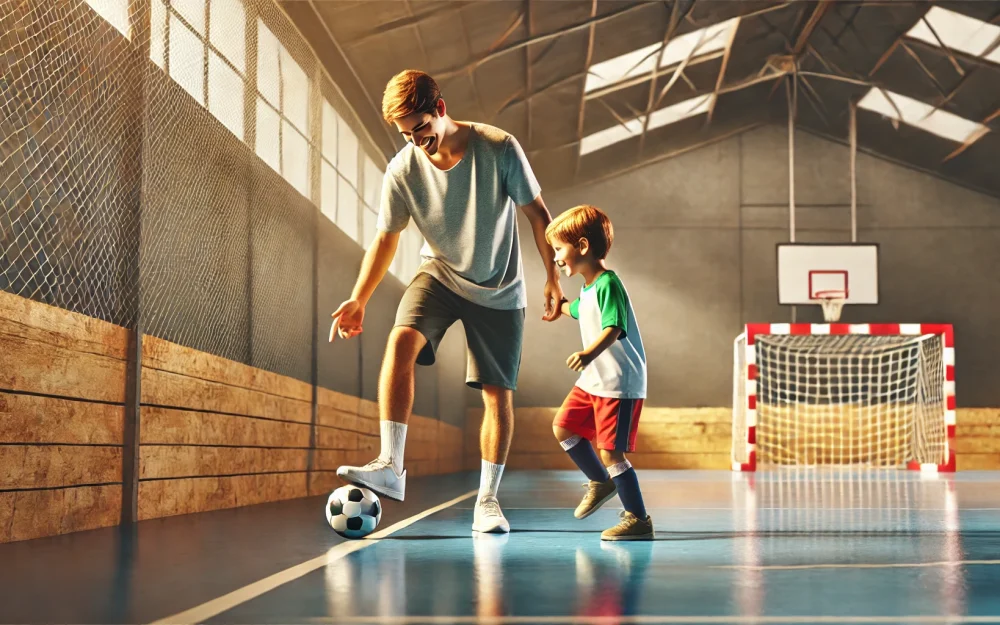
[394,100,446,156]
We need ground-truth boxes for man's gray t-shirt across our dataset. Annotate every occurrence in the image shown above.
[376,123,541,311]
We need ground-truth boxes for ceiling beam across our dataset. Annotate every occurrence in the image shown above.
[791,0,833,56]
[638,0,693,157]
[707,16,741,123]
[572,0,599,185]
[434,2,647,81]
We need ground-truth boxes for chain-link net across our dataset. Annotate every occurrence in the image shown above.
[1,2,142,328]
[1,0,387,383]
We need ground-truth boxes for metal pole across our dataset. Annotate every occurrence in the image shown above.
[849,99,858,243]
[787,76,796,244]
[787,74,797,323]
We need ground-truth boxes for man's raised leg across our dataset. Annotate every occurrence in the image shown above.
[473,384,514,533]
[337,327,426,501]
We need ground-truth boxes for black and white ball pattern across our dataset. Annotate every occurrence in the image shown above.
[326,485,382,539]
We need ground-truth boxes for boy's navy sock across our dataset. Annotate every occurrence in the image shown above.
[609,460,647,519]
[560,435,610,483]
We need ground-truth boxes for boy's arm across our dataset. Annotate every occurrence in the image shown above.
[560,299,572,319]
[567,327,622,372]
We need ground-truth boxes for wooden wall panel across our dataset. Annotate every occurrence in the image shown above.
[0,290,127,359]
[0,334,125,403]
[0,486,122,543]
[0,446,122,489]
[137,474,308,520]
[140,447,310,479]
[141,407,311,447]
[0,294,127,544]
[0,392,123,445]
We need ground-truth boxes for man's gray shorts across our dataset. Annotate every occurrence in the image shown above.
[395,273,525,391]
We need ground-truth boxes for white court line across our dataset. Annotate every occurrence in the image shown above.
[150,489,478,625]
[297,615,1000,624]
[712,559,1000,571]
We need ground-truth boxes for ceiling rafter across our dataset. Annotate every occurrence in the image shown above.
[433,2,647,81]
[572,0,599,184]
[638,0,695,157]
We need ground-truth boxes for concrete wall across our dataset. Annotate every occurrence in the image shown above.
[517,124,1000,409]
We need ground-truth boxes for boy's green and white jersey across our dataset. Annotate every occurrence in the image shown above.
[568,270,646,399]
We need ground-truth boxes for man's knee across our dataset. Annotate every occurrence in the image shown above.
[481,384,513,416]
[384,327,427,367]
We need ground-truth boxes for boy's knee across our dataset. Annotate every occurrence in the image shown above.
[552,424,574,440]
[599,449,626,465]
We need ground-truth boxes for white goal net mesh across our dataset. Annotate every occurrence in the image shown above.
[733,333,947,468]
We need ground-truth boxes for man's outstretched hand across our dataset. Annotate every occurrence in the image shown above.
[542,278,564,322]
[329,299,365,342]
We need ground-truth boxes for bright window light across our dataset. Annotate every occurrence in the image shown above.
[580,118,646,156]
[580,93,714,155]
[585,18,738,94]
[84,0,131,39]
[906,7,1000,64]
[858,88,988,143]
[647,94,713,131]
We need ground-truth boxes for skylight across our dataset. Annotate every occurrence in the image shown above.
[580,94,715,156]
[585,18,738,94]
[647,94,713,131]
[857,88,988,144]
[580,118,645,156]
[906,7,1000,64]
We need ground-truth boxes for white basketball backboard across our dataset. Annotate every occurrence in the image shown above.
[777,243,879,305]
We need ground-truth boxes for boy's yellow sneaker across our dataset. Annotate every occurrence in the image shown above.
[574,479,618,519]
[601,510,654,541]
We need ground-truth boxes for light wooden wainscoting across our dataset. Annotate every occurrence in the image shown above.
[466,406,1000,471]
[139,337,465,521]
[0,291,465,542]
[0,290,126,542]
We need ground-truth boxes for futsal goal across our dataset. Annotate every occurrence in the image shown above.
[732,323,955,472]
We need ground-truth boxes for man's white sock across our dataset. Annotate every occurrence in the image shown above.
[378,420,407,476]
[478,459,505,501]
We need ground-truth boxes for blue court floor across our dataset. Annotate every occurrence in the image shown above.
[3,470,1000,624]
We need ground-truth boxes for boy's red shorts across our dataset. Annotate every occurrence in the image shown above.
[553,386,643,452]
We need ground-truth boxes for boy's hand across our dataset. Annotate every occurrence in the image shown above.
[329,299,365,342]
[566,350,594,372]
[542,278,564,322]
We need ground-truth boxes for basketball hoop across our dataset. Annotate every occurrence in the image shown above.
[814,290,847,322]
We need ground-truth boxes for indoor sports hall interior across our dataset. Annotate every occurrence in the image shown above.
[2,1,1000,623]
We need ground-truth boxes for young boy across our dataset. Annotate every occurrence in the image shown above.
[545,205,652,541]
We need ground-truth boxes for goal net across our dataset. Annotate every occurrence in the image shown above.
[732,325,955,472]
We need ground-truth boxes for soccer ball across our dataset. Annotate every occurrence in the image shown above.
[326,485,382,539]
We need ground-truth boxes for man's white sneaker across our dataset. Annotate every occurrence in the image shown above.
[336,458,406,501]
[472,496,510,533]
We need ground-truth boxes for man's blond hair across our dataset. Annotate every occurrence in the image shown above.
[545,205,614,260]
[381,70,441,124]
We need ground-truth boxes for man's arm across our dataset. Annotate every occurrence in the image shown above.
[567,327,623,372]
[329,231,399,342]
[352,231,400,305]
[520,195,564,321]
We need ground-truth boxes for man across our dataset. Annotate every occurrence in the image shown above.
[329,70,563,533]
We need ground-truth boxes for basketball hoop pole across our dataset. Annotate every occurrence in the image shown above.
[849,98,858,244]
[786,75,798,323]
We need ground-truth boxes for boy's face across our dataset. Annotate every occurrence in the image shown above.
[551,236,585,277]
[394,99,447,156]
